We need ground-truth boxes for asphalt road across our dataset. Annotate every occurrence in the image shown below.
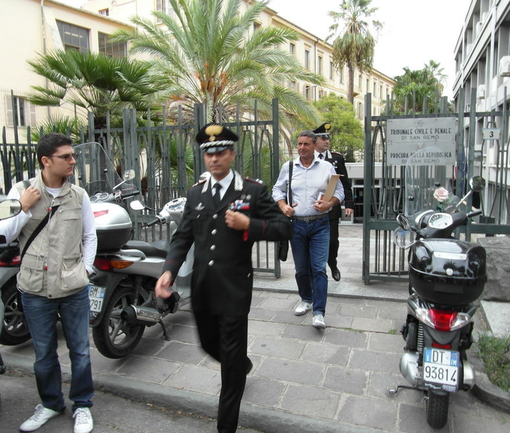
[0,370,263,433]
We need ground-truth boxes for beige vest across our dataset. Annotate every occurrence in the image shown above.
[15,173,88,298]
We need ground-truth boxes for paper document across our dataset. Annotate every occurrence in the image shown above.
[322,174,340,201]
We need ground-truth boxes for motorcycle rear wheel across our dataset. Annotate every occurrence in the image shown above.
[426,390,449,429]
[0,279,31,345]
[92,284,145,359]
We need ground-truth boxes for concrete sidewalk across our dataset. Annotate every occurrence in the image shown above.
[2,224,510,432]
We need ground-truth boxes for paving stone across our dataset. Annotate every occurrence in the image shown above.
[351,316,394,333]
[257,357,324,386]
[349,349,402,374]
[322,365,367,395]
[301,341,350,366]
[258,296,297,311]
[338,395,398,431]
[156,341,206,365]
[271,309,310,325]
[243,377,286,407]
[323,328,368,349]
[163,364,221,395]
[249,335,305,359]
[116,356,180,384]
[248,306,278,321]
[281,323,327,342]
[248,320,286,337]
[279,384,341,419]
[368,333,405,353]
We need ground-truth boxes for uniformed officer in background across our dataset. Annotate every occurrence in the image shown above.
[313,123,354,281]
[155,123,293,433]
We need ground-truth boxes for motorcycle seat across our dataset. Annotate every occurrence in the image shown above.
[123,240,170,259]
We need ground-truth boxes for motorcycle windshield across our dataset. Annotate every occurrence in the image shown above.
[70,142,135,196]
[404,146,457,229]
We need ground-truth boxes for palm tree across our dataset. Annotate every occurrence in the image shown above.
[111,0,323,143]
[27,50,166,128]
[392,62,446,114]
[328,0,382,104]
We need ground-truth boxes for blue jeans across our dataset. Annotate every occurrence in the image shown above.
[290,216,330,316]
[21,288,93,412]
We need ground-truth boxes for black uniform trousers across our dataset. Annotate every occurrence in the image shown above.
[328,216,340,270]
[193,311,249,433]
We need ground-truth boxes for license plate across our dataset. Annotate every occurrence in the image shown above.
[423,347,460,391]
[88,285,106,313]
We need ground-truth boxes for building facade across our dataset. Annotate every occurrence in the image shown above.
[0,0,133,140]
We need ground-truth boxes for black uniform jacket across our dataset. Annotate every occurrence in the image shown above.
[324,150,354,219]
[163,171,293,317]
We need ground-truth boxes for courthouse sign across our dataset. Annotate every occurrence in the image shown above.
[386,118,457,165]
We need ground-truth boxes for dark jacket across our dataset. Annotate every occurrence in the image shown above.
[323,150,354,219]
[163,171,293,316]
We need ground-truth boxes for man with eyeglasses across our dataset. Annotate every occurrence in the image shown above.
[2,132,97,433]
[313,123,354,282]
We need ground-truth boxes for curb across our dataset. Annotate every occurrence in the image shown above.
[3,353,383,433]
[469,347,510,414]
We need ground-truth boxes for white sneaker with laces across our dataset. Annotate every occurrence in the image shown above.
[73,407,94,433]
[19,404,62,432]
[312,314,326,329]
[294,301,312,316]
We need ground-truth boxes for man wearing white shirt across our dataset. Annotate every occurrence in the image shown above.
[272,130,344,328]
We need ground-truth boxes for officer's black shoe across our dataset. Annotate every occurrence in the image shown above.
[246,357,253,375]
[331,268,341,281]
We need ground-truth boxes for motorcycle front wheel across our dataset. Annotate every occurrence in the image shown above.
[0,279,31,345]
[92,283,145,359]
[426,390,449,429]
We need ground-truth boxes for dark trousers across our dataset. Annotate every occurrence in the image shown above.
[328,217,340,269]
[194,311,249,433]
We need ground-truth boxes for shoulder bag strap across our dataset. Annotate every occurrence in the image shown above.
[21,205,60,261]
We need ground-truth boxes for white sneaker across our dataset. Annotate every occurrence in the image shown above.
[312,314,326,329]
[294,301,312,316]
[73,407,94,433]
[19,404,62,432]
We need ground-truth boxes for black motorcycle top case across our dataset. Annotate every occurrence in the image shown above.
[409,239,487,305]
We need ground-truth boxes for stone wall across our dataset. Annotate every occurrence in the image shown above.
[477,237,510,302]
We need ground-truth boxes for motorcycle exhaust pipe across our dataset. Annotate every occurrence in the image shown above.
[400,352,420,386]
[120,305,163,325]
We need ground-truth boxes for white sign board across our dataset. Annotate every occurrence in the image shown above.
[482,128,501,140]
[386,118,457,165]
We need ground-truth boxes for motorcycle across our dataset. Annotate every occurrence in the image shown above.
[389,147,487,429]
[0,198,23,373]
[88,197,192,359]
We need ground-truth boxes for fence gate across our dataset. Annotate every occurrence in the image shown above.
[0,100,283,277]
[363,87,510,285]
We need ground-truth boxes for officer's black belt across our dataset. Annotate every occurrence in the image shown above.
[293,214,328,223]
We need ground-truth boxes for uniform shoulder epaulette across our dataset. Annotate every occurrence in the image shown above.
[331,150,341,155]
[191,179,207,188]
[244,177,265,185]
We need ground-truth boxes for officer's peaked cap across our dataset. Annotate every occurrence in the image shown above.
[313,122,332,136]
[196,123,238,154]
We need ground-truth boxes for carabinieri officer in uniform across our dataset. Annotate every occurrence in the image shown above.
[155,123,293,433]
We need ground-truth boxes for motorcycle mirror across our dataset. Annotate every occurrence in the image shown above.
[470,176,486,192]
[130,200,146,211]
[0,199,22,220]
[396,213,411,231]
[124,169,135,181]
[392,227,414,249]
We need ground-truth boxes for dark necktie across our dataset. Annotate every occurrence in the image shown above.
[319,153,324,159]
[213,183,222,206]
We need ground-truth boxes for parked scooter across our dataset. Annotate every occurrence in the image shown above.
[390,148,487,429]
[0,198,23,373]
[88,197,192,358]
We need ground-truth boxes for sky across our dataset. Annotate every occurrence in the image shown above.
[61,0,469,98]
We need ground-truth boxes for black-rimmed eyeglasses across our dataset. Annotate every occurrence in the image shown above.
[50,153,76,161]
